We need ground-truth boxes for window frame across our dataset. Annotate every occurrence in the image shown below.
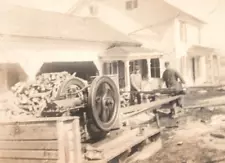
[150,58,160,78]
[180,20,187,43]
[126,0,138,10]
[103,62,118,75]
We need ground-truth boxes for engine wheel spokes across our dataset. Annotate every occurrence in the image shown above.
[55,77,88,100]
[95,83,115,122]
[87,76,119,132]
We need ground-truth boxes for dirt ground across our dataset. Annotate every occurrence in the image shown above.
[145,91,225,163]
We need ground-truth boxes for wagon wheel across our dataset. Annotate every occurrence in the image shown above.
[87,76,119,139]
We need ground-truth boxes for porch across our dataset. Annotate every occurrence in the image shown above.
[181,45,220,86]
[99,46,164,91]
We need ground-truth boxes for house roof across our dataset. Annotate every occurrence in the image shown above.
[188,45,217,57]
[100,46,163,61]
[0,4,140,45]
[164,0,206,24]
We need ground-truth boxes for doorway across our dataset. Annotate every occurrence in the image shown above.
[191,56,200,85]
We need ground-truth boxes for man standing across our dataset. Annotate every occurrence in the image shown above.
[161,61,186,107]
[161,62,186,90]
[130,65,142,104]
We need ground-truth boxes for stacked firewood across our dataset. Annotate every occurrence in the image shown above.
[0,91,33,120]
[9,72,74,117]
[120,93,130,108]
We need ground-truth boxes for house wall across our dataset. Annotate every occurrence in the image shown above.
[186,23,200,45]
[75,0,177,53]
[0,36,109,88]
[174,17,203,86]
[74,0,179,89]
[0,64,8,92]
[73,0,211,87]
[185,55,205,86]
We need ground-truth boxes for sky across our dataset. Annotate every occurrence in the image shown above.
[2,0,225,52]
[166,0,225,51]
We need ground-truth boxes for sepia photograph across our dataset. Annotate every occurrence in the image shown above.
[0,0,225,162]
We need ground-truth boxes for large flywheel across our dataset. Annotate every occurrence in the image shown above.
[55,77,88,100]
[87,76,120,138]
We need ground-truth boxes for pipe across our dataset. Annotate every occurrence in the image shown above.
[54,98,84,108]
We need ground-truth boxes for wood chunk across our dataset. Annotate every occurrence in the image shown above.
[210,132,225,139]
[5,72,76,117]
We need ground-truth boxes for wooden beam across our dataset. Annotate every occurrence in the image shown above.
[0,150,58,160]
[57,121,66,163]
[0,140,57,150]
[0,123,57,140]
[123,95,182,119]
[92,127,160,162]
[0,159,57,163]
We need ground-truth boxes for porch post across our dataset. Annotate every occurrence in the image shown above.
[182,56,186,78]
[124,60,130,91]
[94,59,103,76]
[99,61,104,76]
[210,54,214,84]
[146,59,151,80]
[199,56,206,84]
[159,57,164,78]
[217,55,221,84]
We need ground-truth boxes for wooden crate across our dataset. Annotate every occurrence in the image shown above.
[0,117,82,163]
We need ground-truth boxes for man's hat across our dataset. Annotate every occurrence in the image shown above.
[165,61,170,66]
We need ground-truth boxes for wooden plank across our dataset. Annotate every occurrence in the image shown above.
[62,120,73,163]
[0,117,78,125]
[63,120,73,131]
[0,150,58,159]
[0,159,57,163]
[93,128,139,148]
[57,121,66,163]
[0,123,57,140]
[84,160,105,163]
[125,138,162,163]
[121,103,154,114]
[102,128,159,161]
[185,102,225,109]
[121,95,179,114]
[0,140,58,150]
[72,118,82,163]
[93,127,159,161]
[123,95,182,119]
[120,88,185,94]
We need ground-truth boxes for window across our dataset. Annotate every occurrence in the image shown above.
[126,1,133,10]
[180,21,187,42]
[103,62,118,75]
[89,5,98,16]
[133,0,138,8]
[150,58,160,78]
[198,26,201,44]
[129,60,138,73]
[126,0,138,10]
